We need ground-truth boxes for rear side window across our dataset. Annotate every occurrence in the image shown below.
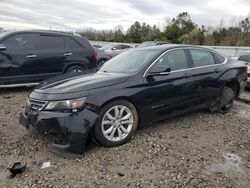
[238,55,250,62]
[213,53,225,64]
[189,49,215,67]
[3,33,35,51]
[65,37,82,49]
[153,49,188,71]
[121,45,131,49]
[40,35,64,50]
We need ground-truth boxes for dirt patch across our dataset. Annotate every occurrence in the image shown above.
[0,89,250,188]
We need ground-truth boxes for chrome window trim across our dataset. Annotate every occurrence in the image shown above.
[143,47,228,77]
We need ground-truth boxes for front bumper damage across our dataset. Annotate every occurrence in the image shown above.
[19,109,98,157]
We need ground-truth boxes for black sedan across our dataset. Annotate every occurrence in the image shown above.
[20,45,248,156]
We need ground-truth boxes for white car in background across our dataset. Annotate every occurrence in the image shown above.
[237,51,250,87]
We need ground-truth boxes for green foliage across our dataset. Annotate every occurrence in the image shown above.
[79,12,250,46]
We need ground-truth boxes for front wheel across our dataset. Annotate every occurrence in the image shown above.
[93,100,138,147]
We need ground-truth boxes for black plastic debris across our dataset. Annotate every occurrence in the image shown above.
[7,162,27,179]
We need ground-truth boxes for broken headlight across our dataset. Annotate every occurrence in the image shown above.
[44,97,86,112]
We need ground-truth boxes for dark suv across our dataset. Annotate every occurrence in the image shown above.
[0,30,97,87]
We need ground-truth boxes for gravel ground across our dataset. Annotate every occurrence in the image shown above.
[0,88,250,188]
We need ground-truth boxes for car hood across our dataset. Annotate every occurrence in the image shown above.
[33,72,130,95]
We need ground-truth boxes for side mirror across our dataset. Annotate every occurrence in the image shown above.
[147,65,171,76]
[111,47,117,50]
[0,44,6,51]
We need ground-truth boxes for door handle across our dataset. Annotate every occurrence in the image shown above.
[27,54,37,58]
[64,52,72,56]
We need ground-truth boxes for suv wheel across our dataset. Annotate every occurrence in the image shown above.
[66,65,85,73]
[93,100,138,147]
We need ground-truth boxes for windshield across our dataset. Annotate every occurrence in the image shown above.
[137,41,156,48]
[100,43,116,51]
[0,30,12,39]
[98,50,159,73]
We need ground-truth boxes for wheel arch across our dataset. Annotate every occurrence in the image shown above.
[225,79,240,98]
[63,62,87,73]
[99,96,142,125]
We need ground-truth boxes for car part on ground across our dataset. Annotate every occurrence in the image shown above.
[0,30,97,87]
[20,45,247,156]
[7,162,27,179]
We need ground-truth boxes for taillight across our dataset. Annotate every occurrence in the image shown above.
[243,65,248,80]
[108,52,112,59]
[92,49,97,62]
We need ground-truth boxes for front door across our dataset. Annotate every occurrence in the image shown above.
[142,49,194,122]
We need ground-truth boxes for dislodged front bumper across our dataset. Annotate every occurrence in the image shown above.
[19,109,98,156]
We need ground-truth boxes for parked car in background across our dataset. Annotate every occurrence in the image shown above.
[20,45,247,155]
[0,30,97,87]
[95,48,112,65]
[137,41,169,48]
[237,51,250,87]
[93,44,102,49]
[100,43,133,57]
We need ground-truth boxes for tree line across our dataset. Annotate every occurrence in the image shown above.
[79,12,250,46]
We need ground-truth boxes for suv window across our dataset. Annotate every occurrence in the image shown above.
[3,33,35,51]
[65,37,82,49]
[40,35,64,50]
[213,53,225,64]
[190,49,215,67]
[238,55,250,62]
[153,49,188,71]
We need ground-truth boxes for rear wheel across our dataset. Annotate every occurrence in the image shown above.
[66,65,85,73]
[93,100,138,147]
[218,87,235,114]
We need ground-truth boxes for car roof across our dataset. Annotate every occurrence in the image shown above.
[0,29,84,38]
[134,44,216,52]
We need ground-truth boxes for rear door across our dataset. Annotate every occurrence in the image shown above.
[187,48,225,105]
[0,32,38,83]
[35,34,68,77]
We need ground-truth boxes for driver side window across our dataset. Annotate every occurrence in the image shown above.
[153,49,188,71]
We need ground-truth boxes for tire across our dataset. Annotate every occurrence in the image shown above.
[93,100,138,147]
[98,59,107,65]
[218,87,235,114]
[65,65,85,73]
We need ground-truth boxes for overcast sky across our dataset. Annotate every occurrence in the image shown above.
[0,0,249,31]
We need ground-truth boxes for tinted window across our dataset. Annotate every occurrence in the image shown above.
[238,55,250,62]
[3,33,35,50]
[213,53,225,64]
[153,49,188,71]
[121,45,131,49]
[190,49,215,67]
[65,37,82,49]
[40,35,64,49]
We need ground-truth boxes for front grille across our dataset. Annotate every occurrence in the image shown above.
[29,99,47,112]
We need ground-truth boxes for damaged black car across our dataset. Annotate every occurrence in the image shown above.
[20,45,248,156]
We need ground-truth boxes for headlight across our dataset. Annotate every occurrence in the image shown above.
[44,97,86,111]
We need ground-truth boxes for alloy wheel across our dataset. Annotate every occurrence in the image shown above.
[101,105,133,142]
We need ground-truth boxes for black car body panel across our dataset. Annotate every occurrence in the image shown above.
[20,45,247,156]
[0,30,97,86]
